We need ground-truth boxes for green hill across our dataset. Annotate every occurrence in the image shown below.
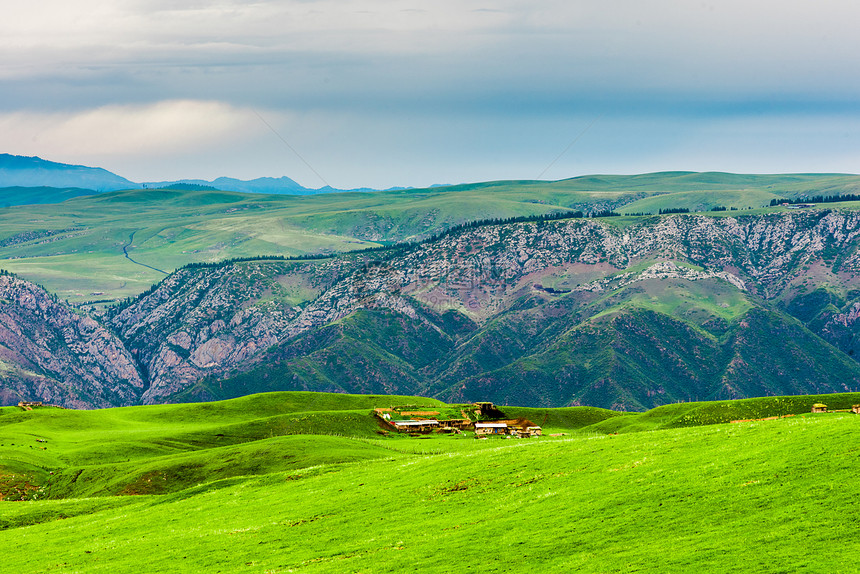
[0,186,98,207]
[1,391,858,572]
[0,392,448,499]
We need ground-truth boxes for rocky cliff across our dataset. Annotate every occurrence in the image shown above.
[0,274,143,408]
[5,209,860,409]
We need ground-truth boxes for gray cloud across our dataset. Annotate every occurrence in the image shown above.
[2,0,860,187]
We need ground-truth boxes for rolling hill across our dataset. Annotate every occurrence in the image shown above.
[0,391,858,573]
[0,186,99,207]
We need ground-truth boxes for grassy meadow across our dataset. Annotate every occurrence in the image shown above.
[1,391,858,572]
[5,173,860,302]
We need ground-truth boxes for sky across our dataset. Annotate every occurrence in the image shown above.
[2,0,860,189]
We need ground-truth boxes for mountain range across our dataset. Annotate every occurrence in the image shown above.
[0,153,399,198]
[0,154,135,195]
[2,208,860,410]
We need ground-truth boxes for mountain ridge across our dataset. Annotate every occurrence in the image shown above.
[0,154,136,192]
[0,153,404,198]
[3,209,860,409]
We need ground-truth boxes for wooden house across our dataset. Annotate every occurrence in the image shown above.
[811,403,827,413]
[852,405,860,414]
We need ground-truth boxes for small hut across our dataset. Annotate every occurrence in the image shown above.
[852,405,860,414]
[811,403,828,413]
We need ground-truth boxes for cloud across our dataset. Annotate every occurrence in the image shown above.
[0,100,261,163]
[4,0,859,114]
[2,1,860,186]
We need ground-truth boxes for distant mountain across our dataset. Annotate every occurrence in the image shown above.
[0,273,143,408]
[0,153,399,200]
[144,176,309,194]
[143,176,402,195]
[0,154,136,192]
[119,210,860,410]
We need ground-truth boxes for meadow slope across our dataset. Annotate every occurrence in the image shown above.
[0,392,858,573]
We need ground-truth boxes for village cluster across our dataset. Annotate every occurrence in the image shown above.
[374,402,543,438]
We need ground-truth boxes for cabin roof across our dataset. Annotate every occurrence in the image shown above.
[393,419,439,426]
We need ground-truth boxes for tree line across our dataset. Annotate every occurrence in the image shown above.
[769,194,860,206]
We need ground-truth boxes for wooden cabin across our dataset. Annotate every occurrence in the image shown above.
[811,403,827,413]
[852,405,860,414]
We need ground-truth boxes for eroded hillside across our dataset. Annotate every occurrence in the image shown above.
[4,209,860,409]
[0,274,143,407]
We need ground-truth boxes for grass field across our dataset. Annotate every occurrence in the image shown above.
[1,391,858,572]
[5,173,860,302]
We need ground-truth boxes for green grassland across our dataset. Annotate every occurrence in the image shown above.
[0,189,383,302]
[596,275,754,324]
[0,186,98,207]
[615,189,778,214]
[4,173,860,302]
[1,391,858,572]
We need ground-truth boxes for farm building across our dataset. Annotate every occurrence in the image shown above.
[853,405,860,414]
[392,420,439,432]
[475,423,508,435]
[373,402,534,436]
[811,403,827,413]
[440,419,473,430]
[18,401,44,409]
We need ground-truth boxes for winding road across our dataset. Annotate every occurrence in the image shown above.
[122,231,169,275]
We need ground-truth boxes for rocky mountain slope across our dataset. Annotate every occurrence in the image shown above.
[4,209,860,409]
[0,274,143,408]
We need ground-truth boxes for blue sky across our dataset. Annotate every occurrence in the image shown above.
[2,1,859,188]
